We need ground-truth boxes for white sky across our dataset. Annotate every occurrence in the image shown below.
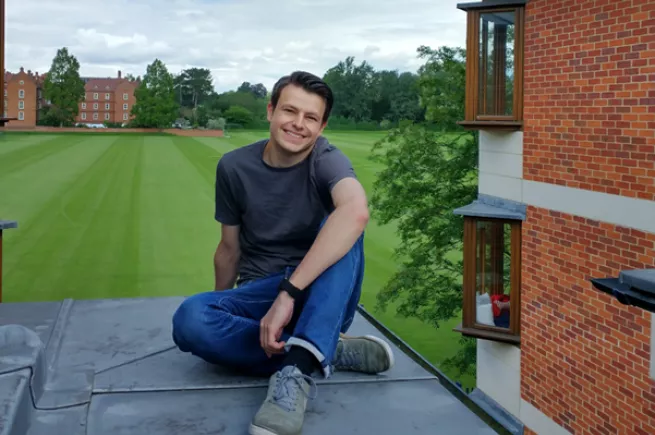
[5,0,468,92]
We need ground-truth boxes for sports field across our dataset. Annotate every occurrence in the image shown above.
[0,130,473,388]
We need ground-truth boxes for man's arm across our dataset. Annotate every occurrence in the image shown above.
[214,223,241,290]
[287,177,369,290]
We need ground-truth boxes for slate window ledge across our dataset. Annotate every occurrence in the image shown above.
[590,269,655,313]
[0,220,18,230]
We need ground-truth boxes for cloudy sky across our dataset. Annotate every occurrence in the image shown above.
[5,0,468,93]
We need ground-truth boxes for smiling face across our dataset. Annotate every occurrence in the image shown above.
[267,83,327,158]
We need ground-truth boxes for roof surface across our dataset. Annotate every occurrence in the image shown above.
[0,296,498,435]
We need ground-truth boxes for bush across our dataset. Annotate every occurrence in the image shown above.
[207,118,226,130]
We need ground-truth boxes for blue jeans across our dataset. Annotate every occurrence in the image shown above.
[171,233,364,378]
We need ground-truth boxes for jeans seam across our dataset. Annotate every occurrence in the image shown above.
[324,246,361,367]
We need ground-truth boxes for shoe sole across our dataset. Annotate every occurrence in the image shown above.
[249,423,298,435]
[340,334,395,372]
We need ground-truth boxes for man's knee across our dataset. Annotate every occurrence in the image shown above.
[172,294,209,350]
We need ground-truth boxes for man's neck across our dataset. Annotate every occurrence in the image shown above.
[263,138,314,168]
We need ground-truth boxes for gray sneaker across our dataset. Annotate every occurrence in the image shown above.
[249,365,317,435]
[333,334,395,374]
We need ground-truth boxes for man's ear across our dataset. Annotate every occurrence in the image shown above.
[267,102,274,122]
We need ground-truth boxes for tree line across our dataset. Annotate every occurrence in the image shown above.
[37,48,426,130]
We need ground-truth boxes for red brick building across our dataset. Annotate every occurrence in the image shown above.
[453,0,655,433]
[2,69,138,127]
[77,71,138,125]
[3,67,45,127]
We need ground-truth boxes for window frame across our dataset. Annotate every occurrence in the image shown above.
[456,0,526,131]
[454,216,522,344]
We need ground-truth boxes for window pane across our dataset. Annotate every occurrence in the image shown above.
[475,221,511,330]
[478,11,515,117]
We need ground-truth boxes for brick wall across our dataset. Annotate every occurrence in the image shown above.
[521,206,655,434]
[523,0,655,200]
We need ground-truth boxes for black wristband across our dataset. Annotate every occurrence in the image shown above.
[278,278,303,300]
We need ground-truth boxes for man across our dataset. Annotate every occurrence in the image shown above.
[171,71,394,435]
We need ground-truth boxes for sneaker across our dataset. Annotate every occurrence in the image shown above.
[249,365,317,435]
[333,334,395,374]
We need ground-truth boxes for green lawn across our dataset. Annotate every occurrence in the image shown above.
[0,130,474,389]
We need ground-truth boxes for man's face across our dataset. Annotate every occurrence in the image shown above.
[267,84,327,156]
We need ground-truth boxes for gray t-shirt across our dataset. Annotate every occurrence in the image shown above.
[214,136,357,285]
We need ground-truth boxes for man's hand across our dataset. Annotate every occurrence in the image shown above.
[260,291,295,358]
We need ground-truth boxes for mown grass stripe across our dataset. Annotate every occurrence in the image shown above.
[0,135,87,180]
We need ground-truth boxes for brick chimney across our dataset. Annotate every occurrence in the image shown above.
[118,70,122,79]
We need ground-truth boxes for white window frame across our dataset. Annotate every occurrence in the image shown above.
[93,103,98,110]
[104,113,110,120]
[123,113,128,121]
[93,113,98,120]
[105,93,110,100]
[18,101,24,109]
[81,113,87,120]
[18,89,24,98]
[123,93,128,100]
[105,103,110,110]
[81,103,87,109]
[93,93,98,100]
[18,111,24,120]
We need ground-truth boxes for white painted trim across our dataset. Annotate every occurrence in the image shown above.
[520,400,572,435]
[523,180,655,234]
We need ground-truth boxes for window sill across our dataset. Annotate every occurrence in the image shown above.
[457,120,523,131]
[453,323,520,345]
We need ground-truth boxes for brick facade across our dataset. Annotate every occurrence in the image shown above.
[3,68,43,127]
[522,206,655,434]
[522,0,655,200]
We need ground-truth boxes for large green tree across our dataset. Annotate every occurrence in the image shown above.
[369,45,478,376]
[130,59,178,129]
[42,47,85,126]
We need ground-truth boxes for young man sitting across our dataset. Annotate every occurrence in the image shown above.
[171,71,395,435]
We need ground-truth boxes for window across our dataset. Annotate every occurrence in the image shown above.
[456,0,525,130]
[81,113,86,120]
[123,93,128,100]
[93,103,98,110]
[19,80,24,85]
[123,113,128,121]
[123,103,128,110]
[453,194,525,344]
[105,103,110,110]
[105,113,110,120]
[93,113,98,120]
[18,101,24,109]
[93,93,98,100]
[105,93,110,100]
[18,89,24,98]
[18,111,24,120]
[82,103,87,109]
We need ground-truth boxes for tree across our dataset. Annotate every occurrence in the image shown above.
[130,59,178,129]
[174,68,214,109]
[224,105,253,126]
[368,45,479,377]
[42,47,85,126]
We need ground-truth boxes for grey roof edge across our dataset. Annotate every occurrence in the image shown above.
[453,193,527,221]
[0,220,18,230]
[469,388,524,435]
[356,304,514,435]
[457,0,528,11]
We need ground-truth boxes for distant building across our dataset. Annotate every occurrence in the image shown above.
[77,70,139,125]
[3,67,45,127]
[2,68,139,127]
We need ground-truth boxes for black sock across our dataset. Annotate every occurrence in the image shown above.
[283,346,317,376]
